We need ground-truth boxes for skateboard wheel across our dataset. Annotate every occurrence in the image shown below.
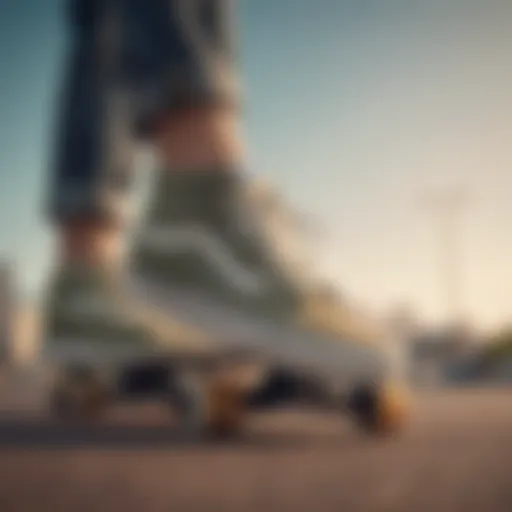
[348,380,410,435]
[172,371,246,440]
[50,366,109,421]
[205,376,246,438]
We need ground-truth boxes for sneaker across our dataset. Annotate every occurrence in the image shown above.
[129,171,390,382]
[41,263,209,370]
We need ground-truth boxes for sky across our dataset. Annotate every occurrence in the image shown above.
[0,0,512,331]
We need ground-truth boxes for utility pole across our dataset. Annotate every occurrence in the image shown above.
[422,187,468,327]
[0,259,15,364]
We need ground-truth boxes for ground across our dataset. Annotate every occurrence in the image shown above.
[0,368,511,512]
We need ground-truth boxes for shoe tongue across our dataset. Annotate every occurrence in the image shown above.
[156,169,241,194]
[149,170,243,223]
[57,262,118,291]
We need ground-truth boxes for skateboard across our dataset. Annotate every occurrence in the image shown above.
[41,334,410,439]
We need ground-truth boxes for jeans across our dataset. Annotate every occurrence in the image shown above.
[48,0,237,223]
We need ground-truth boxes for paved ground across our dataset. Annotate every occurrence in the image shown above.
[0,368,510,512]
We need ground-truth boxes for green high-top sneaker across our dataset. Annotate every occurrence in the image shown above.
[128,171,389,383]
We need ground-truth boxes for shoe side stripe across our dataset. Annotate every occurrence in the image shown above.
[139,225,271,296]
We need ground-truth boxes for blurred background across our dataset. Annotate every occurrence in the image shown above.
[1,0,512,386]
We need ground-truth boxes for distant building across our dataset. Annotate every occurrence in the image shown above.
[12,299,42,365]
[408,325,480,386]
[0,260,43,365]
[386,307,420,340]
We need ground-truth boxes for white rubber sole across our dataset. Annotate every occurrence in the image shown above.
[127,275,391,385]
[40,338,164,368]
[38,338,266,392]
[36,340,169,394]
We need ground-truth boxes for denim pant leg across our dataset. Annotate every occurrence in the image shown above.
[48,0,137,224]
[48,0,239,224]
[124,0,239,137]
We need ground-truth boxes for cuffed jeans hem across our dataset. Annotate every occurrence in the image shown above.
[48,186,133,226]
